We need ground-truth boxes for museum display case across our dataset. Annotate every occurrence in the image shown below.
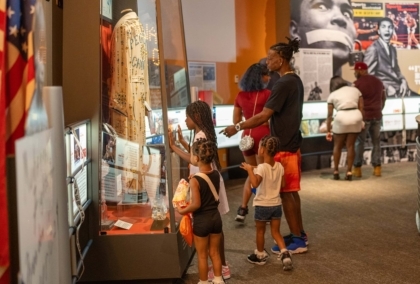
[63,0,197,281]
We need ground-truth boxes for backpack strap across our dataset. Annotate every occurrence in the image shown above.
[194,172,219,202]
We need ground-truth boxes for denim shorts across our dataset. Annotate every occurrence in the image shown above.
[254,205,282,222]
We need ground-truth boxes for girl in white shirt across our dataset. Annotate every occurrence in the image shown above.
[240,135,293,270]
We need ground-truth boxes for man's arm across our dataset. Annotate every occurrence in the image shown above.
[358,97,365,119]
[381,88,387,110]
[222,107,273,137]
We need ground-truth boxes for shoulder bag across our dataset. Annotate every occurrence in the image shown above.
[239,92,258,151]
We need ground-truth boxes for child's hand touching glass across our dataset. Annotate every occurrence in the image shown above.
[167,128,175,150]
[239,162,255,172]
[177,125,185,143]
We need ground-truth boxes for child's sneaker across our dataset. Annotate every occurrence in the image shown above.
[279,251,293,271]
[247,249,269,265]
[286,236,308,254]
[211,278,225,284]
[235,206,248,222]
[207,263,231,281]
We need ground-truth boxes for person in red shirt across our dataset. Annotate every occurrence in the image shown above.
[352,62,386,177]
[233,63,271,222]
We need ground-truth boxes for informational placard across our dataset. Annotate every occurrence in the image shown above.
[115,137,140,171]
[382,114,404,131]
[70,124,87,174]
[188,62,217,91]
[302,101,329,120]
[15,129,59,284]
[215,105,234,127]
[293,48,333,102]
[114,220,133,230]
[405,113,419,130]
[102,161,121,202]
[382,98,403,115]
[101,0,113,21]
[403,97,420,114]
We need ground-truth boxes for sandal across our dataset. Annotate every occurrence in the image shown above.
[333,171,340,180]
[344,172,352,181]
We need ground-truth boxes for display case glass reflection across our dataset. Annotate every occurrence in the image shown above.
[99,0,187,235]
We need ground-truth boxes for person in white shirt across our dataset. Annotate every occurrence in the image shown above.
[240,135,293,270]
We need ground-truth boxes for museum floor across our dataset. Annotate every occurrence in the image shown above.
[80,161,420,284]
[180,161,420,284]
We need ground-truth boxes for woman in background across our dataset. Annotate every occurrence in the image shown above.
[326,76,364,181]
[233,63,271,222]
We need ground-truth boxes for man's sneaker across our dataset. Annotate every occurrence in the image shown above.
[235,206,248,222]
[271,244,280,254]
[279,251,293,271]
[207,264,231,281]
[283,232,309,246]
[247,249,269,265]
[286,236,308,254]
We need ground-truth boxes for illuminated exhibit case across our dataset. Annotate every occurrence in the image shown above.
[63,0,197,281]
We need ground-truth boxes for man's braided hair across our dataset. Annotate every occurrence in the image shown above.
[186,100,221,171]
[270,37,300,61]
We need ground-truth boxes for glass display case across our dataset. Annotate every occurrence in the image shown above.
[99,0,190,236]
[300,98,420,137]
[63,0,197,281]
[299,98,419,171]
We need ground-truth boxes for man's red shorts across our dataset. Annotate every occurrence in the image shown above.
[274,150,301,193]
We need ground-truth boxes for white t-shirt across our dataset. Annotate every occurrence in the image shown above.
[252,162,284,207]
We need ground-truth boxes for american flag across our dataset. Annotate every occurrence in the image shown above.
[5,0,36,155]
[0,0,7,280]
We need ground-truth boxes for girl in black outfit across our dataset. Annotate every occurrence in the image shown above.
[176,138,225,284]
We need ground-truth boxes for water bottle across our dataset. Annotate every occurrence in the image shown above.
[151,187,167,220]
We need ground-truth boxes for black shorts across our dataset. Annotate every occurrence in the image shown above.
[193,210,222,237]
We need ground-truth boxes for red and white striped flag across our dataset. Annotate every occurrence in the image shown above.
[5,0,36,155]
[0,0,7,281]
[1,1,35,280]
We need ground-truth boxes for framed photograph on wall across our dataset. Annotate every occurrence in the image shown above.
[101,0,113,21]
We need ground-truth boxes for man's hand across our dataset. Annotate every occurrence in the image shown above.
[219,125,237,138]
[399,79,408,97]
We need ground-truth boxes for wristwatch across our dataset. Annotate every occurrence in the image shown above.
[235,122,242,131]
